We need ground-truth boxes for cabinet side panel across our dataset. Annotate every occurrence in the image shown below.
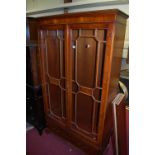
[98,20,127,147]
[108,22,127,103]
[102,22,127,153]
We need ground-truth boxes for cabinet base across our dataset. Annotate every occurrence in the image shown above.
[45,117,110,155]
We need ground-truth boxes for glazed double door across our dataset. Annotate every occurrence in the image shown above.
[39,23,108,142]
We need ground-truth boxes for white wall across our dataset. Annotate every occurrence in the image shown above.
[26,0,63,11]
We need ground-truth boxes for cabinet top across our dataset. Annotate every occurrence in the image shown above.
[35,9,128,25]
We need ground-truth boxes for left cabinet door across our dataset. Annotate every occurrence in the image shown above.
[38,25,67,126]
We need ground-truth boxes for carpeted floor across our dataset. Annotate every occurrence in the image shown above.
[26,109,129,155]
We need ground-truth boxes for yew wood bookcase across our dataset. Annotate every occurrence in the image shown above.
[35,9,128,155]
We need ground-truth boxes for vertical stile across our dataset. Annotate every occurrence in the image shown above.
[65,25,72,127]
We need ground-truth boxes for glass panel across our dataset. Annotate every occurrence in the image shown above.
[72,30,79,40]
[62,90,66,118]
[77,37,97,88]
[81,29,94,36]
[97,42,106,87]
[72,81,79,93]
[93,88,102,101]
[93,102,100,133]
[49,84,62,117]
[76,93,94,132]
[96,29,104,41]
[58,30,64,39]
[43,29,66,119]
[61,42,65,78]
[60,78,66,89]
[72,40,76,80]
[72,94,75,122]
[46,30,60,79]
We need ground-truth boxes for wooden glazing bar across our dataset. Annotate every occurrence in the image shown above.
[92,100,96,133]
[58,29,64,118]
[95,41,101,87]
[65,25,72,127]
[79,86,93,96]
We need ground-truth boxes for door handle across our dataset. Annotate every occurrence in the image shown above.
[72,45,76,49]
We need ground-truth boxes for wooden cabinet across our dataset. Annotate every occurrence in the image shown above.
[26,18,46,134]
[36,9,128,154]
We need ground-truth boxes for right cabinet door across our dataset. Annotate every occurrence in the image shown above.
[70,24,109,141]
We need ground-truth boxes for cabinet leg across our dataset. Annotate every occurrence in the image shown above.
[38,129,43,135]
[36,126,45,135]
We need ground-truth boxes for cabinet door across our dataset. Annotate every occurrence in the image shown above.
[70,24,108,141]
[39,26,67,125]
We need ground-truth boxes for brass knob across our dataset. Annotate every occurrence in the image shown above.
[72,45,76,49]
[85,44,90,48]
